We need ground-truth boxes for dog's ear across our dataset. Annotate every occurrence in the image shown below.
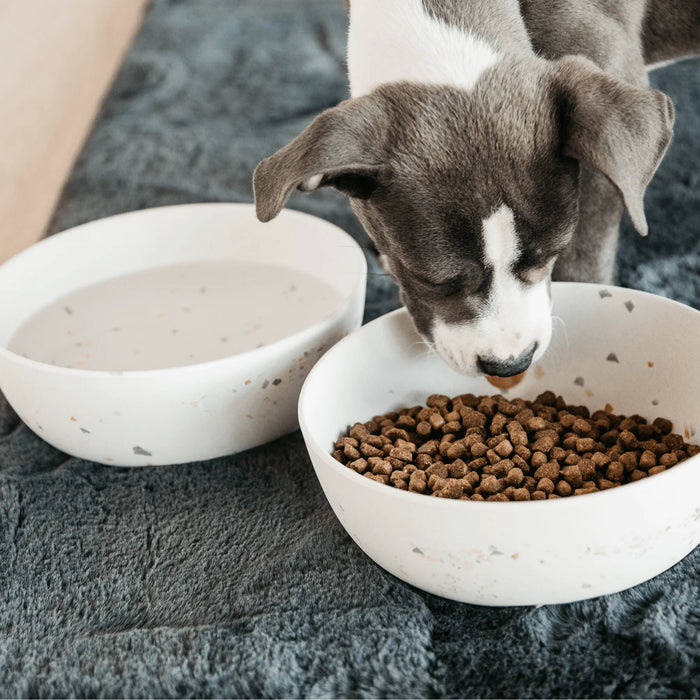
[553,56,674,236]
[253,96,389,222]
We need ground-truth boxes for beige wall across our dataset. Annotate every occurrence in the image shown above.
[0,0,149,264]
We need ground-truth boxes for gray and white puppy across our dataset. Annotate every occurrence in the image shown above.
[253,0,698,377]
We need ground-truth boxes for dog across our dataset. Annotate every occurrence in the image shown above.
[253,0,699,377]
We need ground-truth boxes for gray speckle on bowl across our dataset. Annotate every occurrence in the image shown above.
[606,352,619,363]
[599,289,613,299]
[80,428,90,434]
[132,446,152,456]
[262,379,269,389]
[412,547,424,555]
[574,376,584,386]
[64,306,73,315]
[625,300,635,312]
[272,378,282,386]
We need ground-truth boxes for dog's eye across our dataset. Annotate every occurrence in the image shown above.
[436,276,466,297]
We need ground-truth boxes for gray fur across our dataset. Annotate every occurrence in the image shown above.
[255,0,693,368]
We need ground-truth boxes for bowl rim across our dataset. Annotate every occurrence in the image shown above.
[298,286,700,512]
[0,203,367,379]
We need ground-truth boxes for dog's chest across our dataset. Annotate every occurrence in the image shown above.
[347,0,501,97]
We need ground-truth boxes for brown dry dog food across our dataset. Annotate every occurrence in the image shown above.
[331,392,699,501]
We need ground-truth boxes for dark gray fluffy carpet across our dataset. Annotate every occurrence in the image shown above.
[1,1,698,697]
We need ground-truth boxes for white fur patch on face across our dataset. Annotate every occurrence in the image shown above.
[347,0,501,97]
[432,205,553,375]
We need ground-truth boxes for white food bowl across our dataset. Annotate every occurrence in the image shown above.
[0,203,366,466]
[299,283,700,606]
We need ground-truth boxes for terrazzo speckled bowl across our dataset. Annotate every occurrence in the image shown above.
[299,283,700,606]
[0,203,366,466]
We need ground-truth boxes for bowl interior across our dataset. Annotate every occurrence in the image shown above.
[301,283,700,456]
[0,204,366,372]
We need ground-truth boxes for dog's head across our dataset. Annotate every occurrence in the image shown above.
[254,56,673,376]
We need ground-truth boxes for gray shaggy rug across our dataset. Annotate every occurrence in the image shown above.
[1,1,698,697]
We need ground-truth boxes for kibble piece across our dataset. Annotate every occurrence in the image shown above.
[364,419,380,434]
[438,479,463,499]
[446,442,467,460]
[575,437,597,453]
[578,459,596,481]
[370,458,393,476]
[494,439,514,458]
[534,461,560,481]
[428,475,447,491]
[551,446,567,462]
[463,471,480,488]
[531,451,548,468]
[513,487,531,501]
[429,413,446,431]
[620,451,638,472]
[648,465,666,476]
[591,452,610,468]
[425,462,449,479]
[390,471,409,489]
[600,429,619,446]
[349,422,371,441]
[427,394,450,409]
[555,480,573,497]
[448,459,468,479]
[485,448,501,465]
[652,417,673,434]
[619,430,638,450]
[531,490,547,500]
[332,449,345,463]
[344,444,361,461]
[417,440,439,456]
[597,478,616,490]
[629,469,647,482]
[416,421,432,438]
[537,477,555,494]
[478,475,502,495]
[348,458,369,474]
[487,493,510,502]
[360,442,384,458]
[606,461,624,482]
[659,452,678,467]
[395,414,416,430]
[664,433,685,451]
[526,416,548,433]
[365,473,389,485]
[409,470,427,493]
[505,466,524,487]
[483,460,511,479]
[469,457,488,471]
[561,464,583,488]
[639,450,656,469]
[572,418,591,435]
[415,453,432,469]
[531,436,555,454]
[469,445,487,463]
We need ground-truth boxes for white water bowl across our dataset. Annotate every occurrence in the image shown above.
[299,283,700,606]
[0,203,366,466]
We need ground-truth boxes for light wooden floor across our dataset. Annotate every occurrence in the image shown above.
[0,0,149,264]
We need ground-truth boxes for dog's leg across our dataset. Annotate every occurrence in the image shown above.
[643,0,700,67]
[552,167,623,284]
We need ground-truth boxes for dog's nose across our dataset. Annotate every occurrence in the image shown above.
[477,342,537,377]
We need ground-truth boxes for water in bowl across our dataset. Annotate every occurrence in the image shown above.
[8,260,343,371]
